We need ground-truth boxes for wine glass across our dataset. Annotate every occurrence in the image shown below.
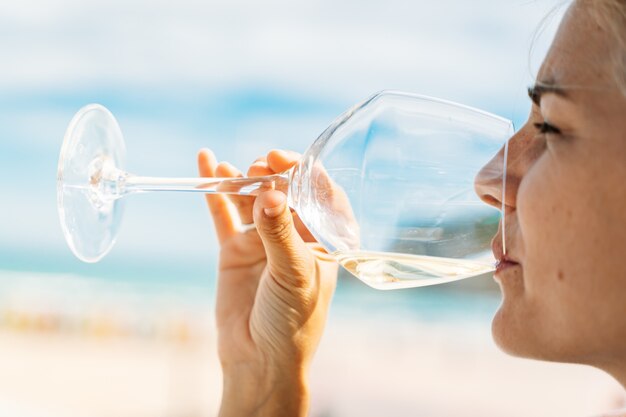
[57,90,512,289]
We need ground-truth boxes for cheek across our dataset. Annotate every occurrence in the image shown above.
[513,151,592,328]
[516,155,566,291]
[516,149,616,323]
[519,147,618,287]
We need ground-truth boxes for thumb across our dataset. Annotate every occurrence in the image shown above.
[253,190,314,288]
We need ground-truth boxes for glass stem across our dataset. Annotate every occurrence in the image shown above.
[121,170,291,196]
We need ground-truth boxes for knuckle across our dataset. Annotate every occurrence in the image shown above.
[271,253,315,290]
[263,218,292,242]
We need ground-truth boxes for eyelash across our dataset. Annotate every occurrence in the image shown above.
[533,121,561,135]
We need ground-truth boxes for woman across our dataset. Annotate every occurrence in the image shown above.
[197,0,626,415]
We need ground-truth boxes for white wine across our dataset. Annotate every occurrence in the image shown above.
[334,250,494,290]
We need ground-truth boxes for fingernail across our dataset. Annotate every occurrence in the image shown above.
[263,197,286,218]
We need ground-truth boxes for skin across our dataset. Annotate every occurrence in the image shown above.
[197,149,337,416]
[198,1,626,414]
[475,0,626,383]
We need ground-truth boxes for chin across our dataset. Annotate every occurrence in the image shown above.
[491,270,535,358]
[491,265,544,359]
[491,297,587,364]
[490,290,549,360]
[491,302,530,358]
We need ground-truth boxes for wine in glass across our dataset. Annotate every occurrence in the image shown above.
[57,90,512,289]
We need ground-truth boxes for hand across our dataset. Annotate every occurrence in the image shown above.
[197,149,338,417]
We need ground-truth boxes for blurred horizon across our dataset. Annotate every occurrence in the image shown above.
[0,0,564,285]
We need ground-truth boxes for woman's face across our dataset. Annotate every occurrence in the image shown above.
[475,1,626,371]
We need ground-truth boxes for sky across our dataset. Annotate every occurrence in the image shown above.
[0,0,565,285]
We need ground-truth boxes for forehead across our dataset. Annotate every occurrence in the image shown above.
[538,1,615,88]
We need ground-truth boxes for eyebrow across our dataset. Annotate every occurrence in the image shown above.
[527,82,570,106]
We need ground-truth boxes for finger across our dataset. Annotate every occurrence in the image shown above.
[197,149,237,244]
[267,149,301,173]
[247,159,274,177]
[266,149,316,241]
[215,162,255,226]
[253,190,314,289]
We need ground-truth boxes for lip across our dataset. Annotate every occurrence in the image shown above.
[495,259,519,274]
[491,238,520,277]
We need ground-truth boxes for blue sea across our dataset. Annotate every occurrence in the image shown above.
[0,87,514,328]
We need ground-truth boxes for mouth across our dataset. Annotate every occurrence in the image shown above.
[492,239,520,276]
[495,257,519,274]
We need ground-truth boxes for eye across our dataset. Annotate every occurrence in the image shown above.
[533,121,561,135]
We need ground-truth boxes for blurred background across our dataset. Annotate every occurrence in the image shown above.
[0,0,624,416]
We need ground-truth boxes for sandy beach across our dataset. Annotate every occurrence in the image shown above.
[0,331,220,417]
[311,315,625,417]
[0,270,623,416]
[0,313,623,417]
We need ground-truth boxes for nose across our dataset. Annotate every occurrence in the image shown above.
[474,137,518,213]
[475,144,506,210]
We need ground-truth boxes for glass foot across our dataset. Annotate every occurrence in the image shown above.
[57,104,126,262]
